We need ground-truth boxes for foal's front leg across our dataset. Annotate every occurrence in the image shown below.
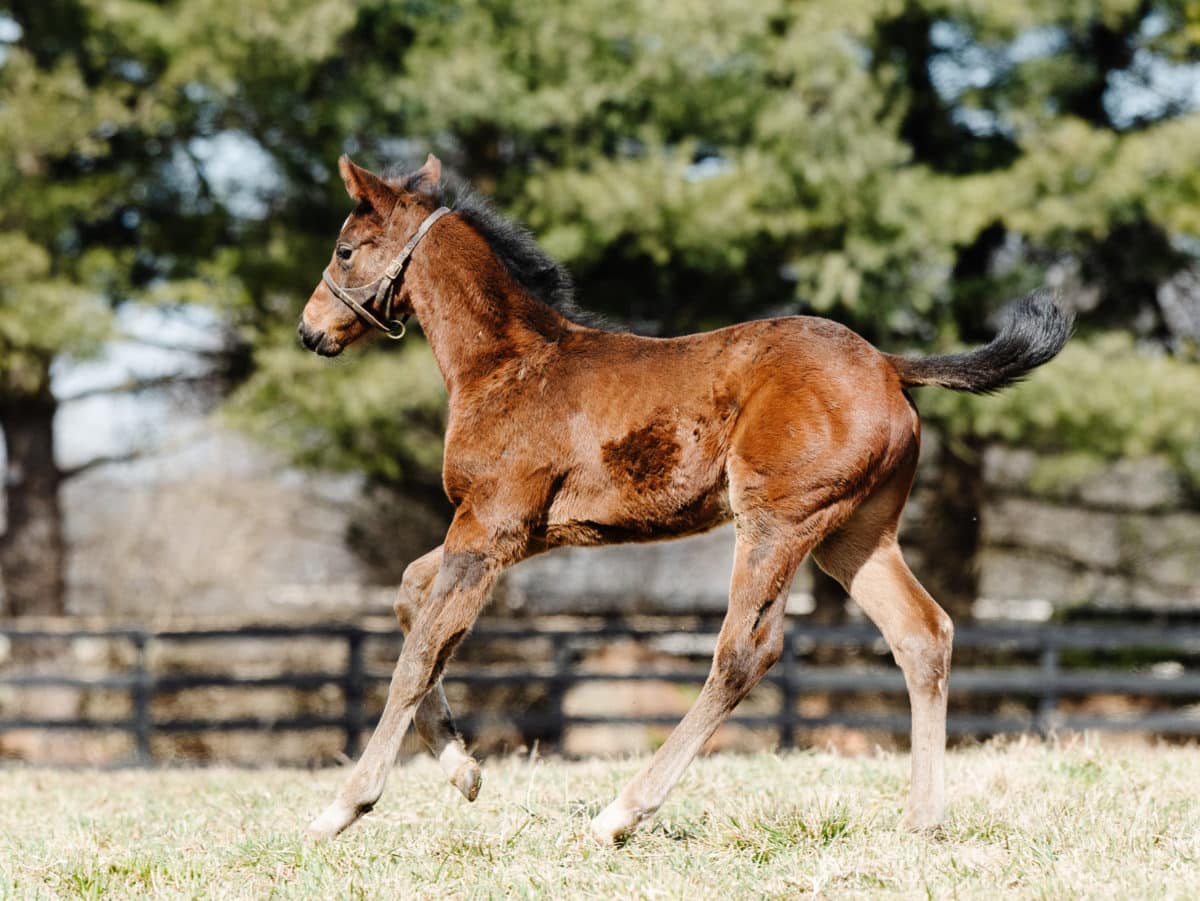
[307,542,504,841]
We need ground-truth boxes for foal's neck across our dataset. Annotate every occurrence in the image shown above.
[407,218,575,399]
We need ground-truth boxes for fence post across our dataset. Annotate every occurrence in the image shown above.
[1036,640,1059,736]
[343,628,365,759]
[131,630,151,764]
[777,624,796,749]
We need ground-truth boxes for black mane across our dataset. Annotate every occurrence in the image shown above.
[387,165,610,330]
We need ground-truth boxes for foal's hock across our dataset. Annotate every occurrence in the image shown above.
[298,153,1072,846]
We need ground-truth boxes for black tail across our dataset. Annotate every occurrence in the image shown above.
[886,290,1074,395]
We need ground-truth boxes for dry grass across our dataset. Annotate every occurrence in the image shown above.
[1,738,1197,899]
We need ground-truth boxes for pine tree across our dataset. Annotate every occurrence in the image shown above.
[231,0,1200,615]
[4,0,1198,616]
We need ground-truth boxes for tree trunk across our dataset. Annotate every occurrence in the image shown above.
[0,389,66,616]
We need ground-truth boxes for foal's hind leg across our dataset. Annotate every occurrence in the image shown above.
[394,546,481,802]
[813,471,953,831]
[591,528,803,844]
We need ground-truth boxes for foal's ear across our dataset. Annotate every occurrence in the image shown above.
[338,155,395,210]
[407,153,442,197]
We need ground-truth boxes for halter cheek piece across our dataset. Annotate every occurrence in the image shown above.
[321,206,451,340]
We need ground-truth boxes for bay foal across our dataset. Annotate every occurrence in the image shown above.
[299,154,1071,845]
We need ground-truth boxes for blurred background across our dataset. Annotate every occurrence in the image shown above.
[1,0,1199,764]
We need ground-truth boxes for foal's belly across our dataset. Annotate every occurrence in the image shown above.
[545,497,732,548]
[542,467,732,549]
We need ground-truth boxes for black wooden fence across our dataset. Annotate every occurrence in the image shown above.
[2,617,1200,765]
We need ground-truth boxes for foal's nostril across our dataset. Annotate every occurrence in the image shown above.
[298,321,324,351]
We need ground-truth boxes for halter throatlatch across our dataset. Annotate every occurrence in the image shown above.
[321,206,451,339]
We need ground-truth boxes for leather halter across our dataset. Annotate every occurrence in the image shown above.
[321,206,451,340]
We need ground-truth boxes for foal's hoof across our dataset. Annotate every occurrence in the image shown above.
[590,801,640,846]
[438,744,482,802]
[451,759,482,802]
[304,801,360,843]
[899,807,945,833]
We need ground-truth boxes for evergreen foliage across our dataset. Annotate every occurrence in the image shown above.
[924,333,1200,489]
[3,0,1200,506]
[230,0,1200,488]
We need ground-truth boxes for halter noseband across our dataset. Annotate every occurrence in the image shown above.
[321,205,451,340]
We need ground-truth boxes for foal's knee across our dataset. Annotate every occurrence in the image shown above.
[392,592,413,631]
[393,559,432,630]
[392,586,416,631]
[894,609,953,696]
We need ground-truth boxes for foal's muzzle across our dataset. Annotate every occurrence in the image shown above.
[298,321,340,357]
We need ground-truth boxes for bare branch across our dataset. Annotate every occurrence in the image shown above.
[58,371,222,405]
[118,332,233,358]
[60,449,145,481]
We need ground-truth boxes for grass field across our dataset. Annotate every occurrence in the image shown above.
[2,738,1197,899]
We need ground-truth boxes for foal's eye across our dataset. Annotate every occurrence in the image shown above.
[336,245,353,262]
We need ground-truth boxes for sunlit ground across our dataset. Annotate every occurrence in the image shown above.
[2,738,1197,899]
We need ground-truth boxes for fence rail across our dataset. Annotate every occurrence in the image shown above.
[2,617,1200,764]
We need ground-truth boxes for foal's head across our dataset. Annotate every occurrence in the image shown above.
[299,154,443,356]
